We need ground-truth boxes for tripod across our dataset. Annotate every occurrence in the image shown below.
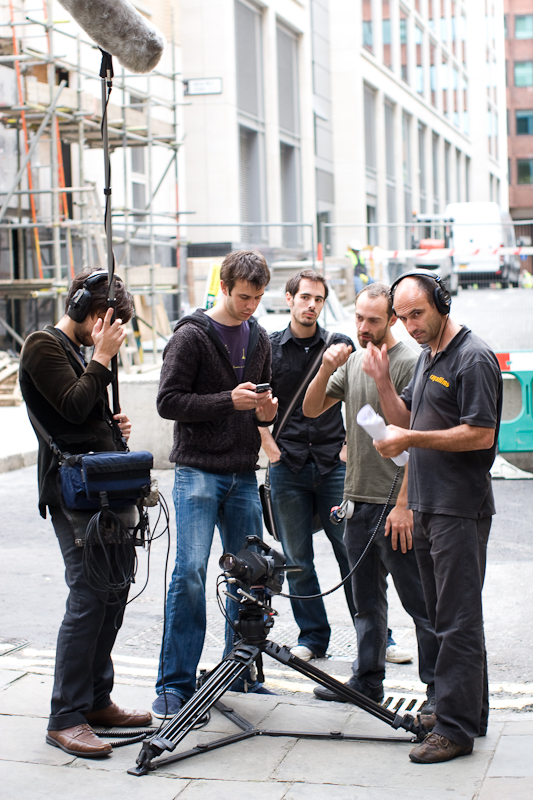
[129,548,426,777]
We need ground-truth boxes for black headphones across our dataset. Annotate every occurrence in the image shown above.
[67,271,110,323]
[390,269,451,316]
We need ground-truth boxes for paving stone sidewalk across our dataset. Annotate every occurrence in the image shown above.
[1,665,532,800]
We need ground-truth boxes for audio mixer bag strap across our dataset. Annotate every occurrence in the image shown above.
[259,331,335,540]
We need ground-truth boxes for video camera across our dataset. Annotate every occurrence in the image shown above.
[219,535,297,596]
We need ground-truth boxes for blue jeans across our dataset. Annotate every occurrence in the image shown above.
[156,465,263,701]
[345,503,439,693]
[269,459,356,657]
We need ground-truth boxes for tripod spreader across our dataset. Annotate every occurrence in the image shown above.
[129,638,422,776]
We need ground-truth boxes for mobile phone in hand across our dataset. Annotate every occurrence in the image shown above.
[255,383,271,393]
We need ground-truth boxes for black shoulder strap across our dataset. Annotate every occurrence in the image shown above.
[26,406,65,461]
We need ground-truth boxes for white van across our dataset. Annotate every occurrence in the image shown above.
[446,202,521,288]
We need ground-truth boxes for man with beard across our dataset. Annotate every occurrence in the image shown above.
[302,283,438,712]
[360,273,501,763]
[259,270,356,661]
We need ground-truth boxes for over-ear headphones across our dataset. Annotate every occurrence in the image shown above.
[390,269,451,316]
[67,271,109,323]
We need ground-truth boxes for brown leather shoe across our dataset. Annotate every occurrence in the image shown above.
[46,724,112,758]
[410,732,473,763]
[418,712,437,732]
[85,701,152,728]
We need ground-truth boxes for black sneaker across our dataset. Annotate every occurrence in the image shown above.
[313,676,384,704]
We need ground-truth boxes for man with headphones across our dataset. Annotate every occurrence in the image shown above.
[19,268,152,758]
[362,270,502,764]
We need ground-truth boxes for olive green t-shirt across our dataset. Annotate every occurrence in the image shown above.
[326,342,417,504]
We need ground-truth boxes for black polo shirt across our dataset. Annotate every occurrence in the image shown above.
[270,324,355,475]
[400,326,502,519]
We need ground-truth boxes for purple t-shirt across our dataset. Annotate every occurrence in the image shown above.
[210,319,250,378]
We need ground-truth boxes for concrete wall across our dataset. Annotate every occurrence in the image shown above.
[120,373,174,469]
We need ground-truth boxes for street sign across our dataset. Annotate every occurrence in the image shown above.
[184,78,223,96]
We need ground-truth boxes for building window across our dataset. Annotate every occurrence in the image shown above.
[515,15,533,40]
[416,24,424,95]
[418,122,427,213]
[465,156,470,201]
[132,182,146,222]
[277,23,301,247]
[236,1,266,242]
[363,0,373,52]
[517,159,533,184]
[383,0,392,69]
[456,148,461,202]
[430,40,437,107]
[441,53,448,116]
[385,100,397,248]
[400,6,409,83]
[432,132,439,213]
[403,112,412,247]
[515,62,533,87]
[516,110,533,134]
[364,84,377,175]
[239,126,265,242]
[280,142,301,245]
[444,141,450,204]
[235,0,264,120]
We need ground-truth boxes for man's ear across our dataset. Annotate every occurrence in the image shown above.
[220,280,230,297]
[285,291,294,309]
[389,313,398,328]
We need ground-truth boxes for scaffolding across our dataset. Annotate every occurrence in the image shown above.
[0,0,184,364]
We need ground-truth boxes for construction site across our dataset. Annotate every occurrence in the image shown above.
[0,0,185,395]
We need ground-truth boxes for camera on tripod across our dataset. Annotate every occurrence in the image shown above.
[219,535,294,596]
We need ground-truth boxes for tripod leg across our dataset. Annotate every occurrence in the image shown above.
[263,641,420,736]
[129,643,261,776]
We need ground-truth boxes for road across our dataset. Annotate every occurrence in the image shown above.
[1,286,531,710]
[1,462,532,711]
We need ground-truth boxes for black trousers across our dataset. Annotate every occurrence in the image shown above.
[413,512,491,749]
[48,507,129,731]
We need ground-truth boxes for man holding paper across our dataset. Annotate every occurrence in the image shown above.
[303,283,438,712]
[362,272,502,764]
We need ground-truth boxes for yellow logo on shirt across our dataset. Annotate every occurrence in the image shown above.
[430,374,450,388]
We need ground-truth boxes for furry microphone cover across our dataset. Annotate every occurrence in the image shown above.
[58,0,166,73]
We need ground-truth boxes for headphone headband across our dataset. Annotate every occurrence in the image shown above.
[67,271,113,323]
[390,270,451,316]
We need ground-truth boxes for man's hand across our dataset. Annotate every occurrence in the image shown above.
[374,424,410,458]
[113,412,131,441]
[256,393,278,424]
[232,382,274,411]
[322,343,352,377]
[92,308,126,369]
[385,504,413,553]
[362,342,390,385]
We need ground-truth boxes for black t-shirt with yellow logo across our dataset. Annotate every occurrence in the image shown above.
[400,326,502,519]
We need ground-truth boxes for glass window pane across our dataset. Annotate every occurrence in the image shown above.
[516,110,533,135]
[383,1,392,68]
[515,15,533,39]
[517,159,533,184]
[363,0,373,52]
[515,62,533,87]
[400,7,409,83]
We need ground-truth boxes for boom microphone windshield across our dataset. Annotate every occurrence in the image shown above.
[58,0,166,73]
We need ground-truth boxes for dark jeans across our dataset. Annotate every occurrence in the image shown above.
[413,512,491,749]
[269,459,356,657]
[48,508,129,731]
[345,503,439,693]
